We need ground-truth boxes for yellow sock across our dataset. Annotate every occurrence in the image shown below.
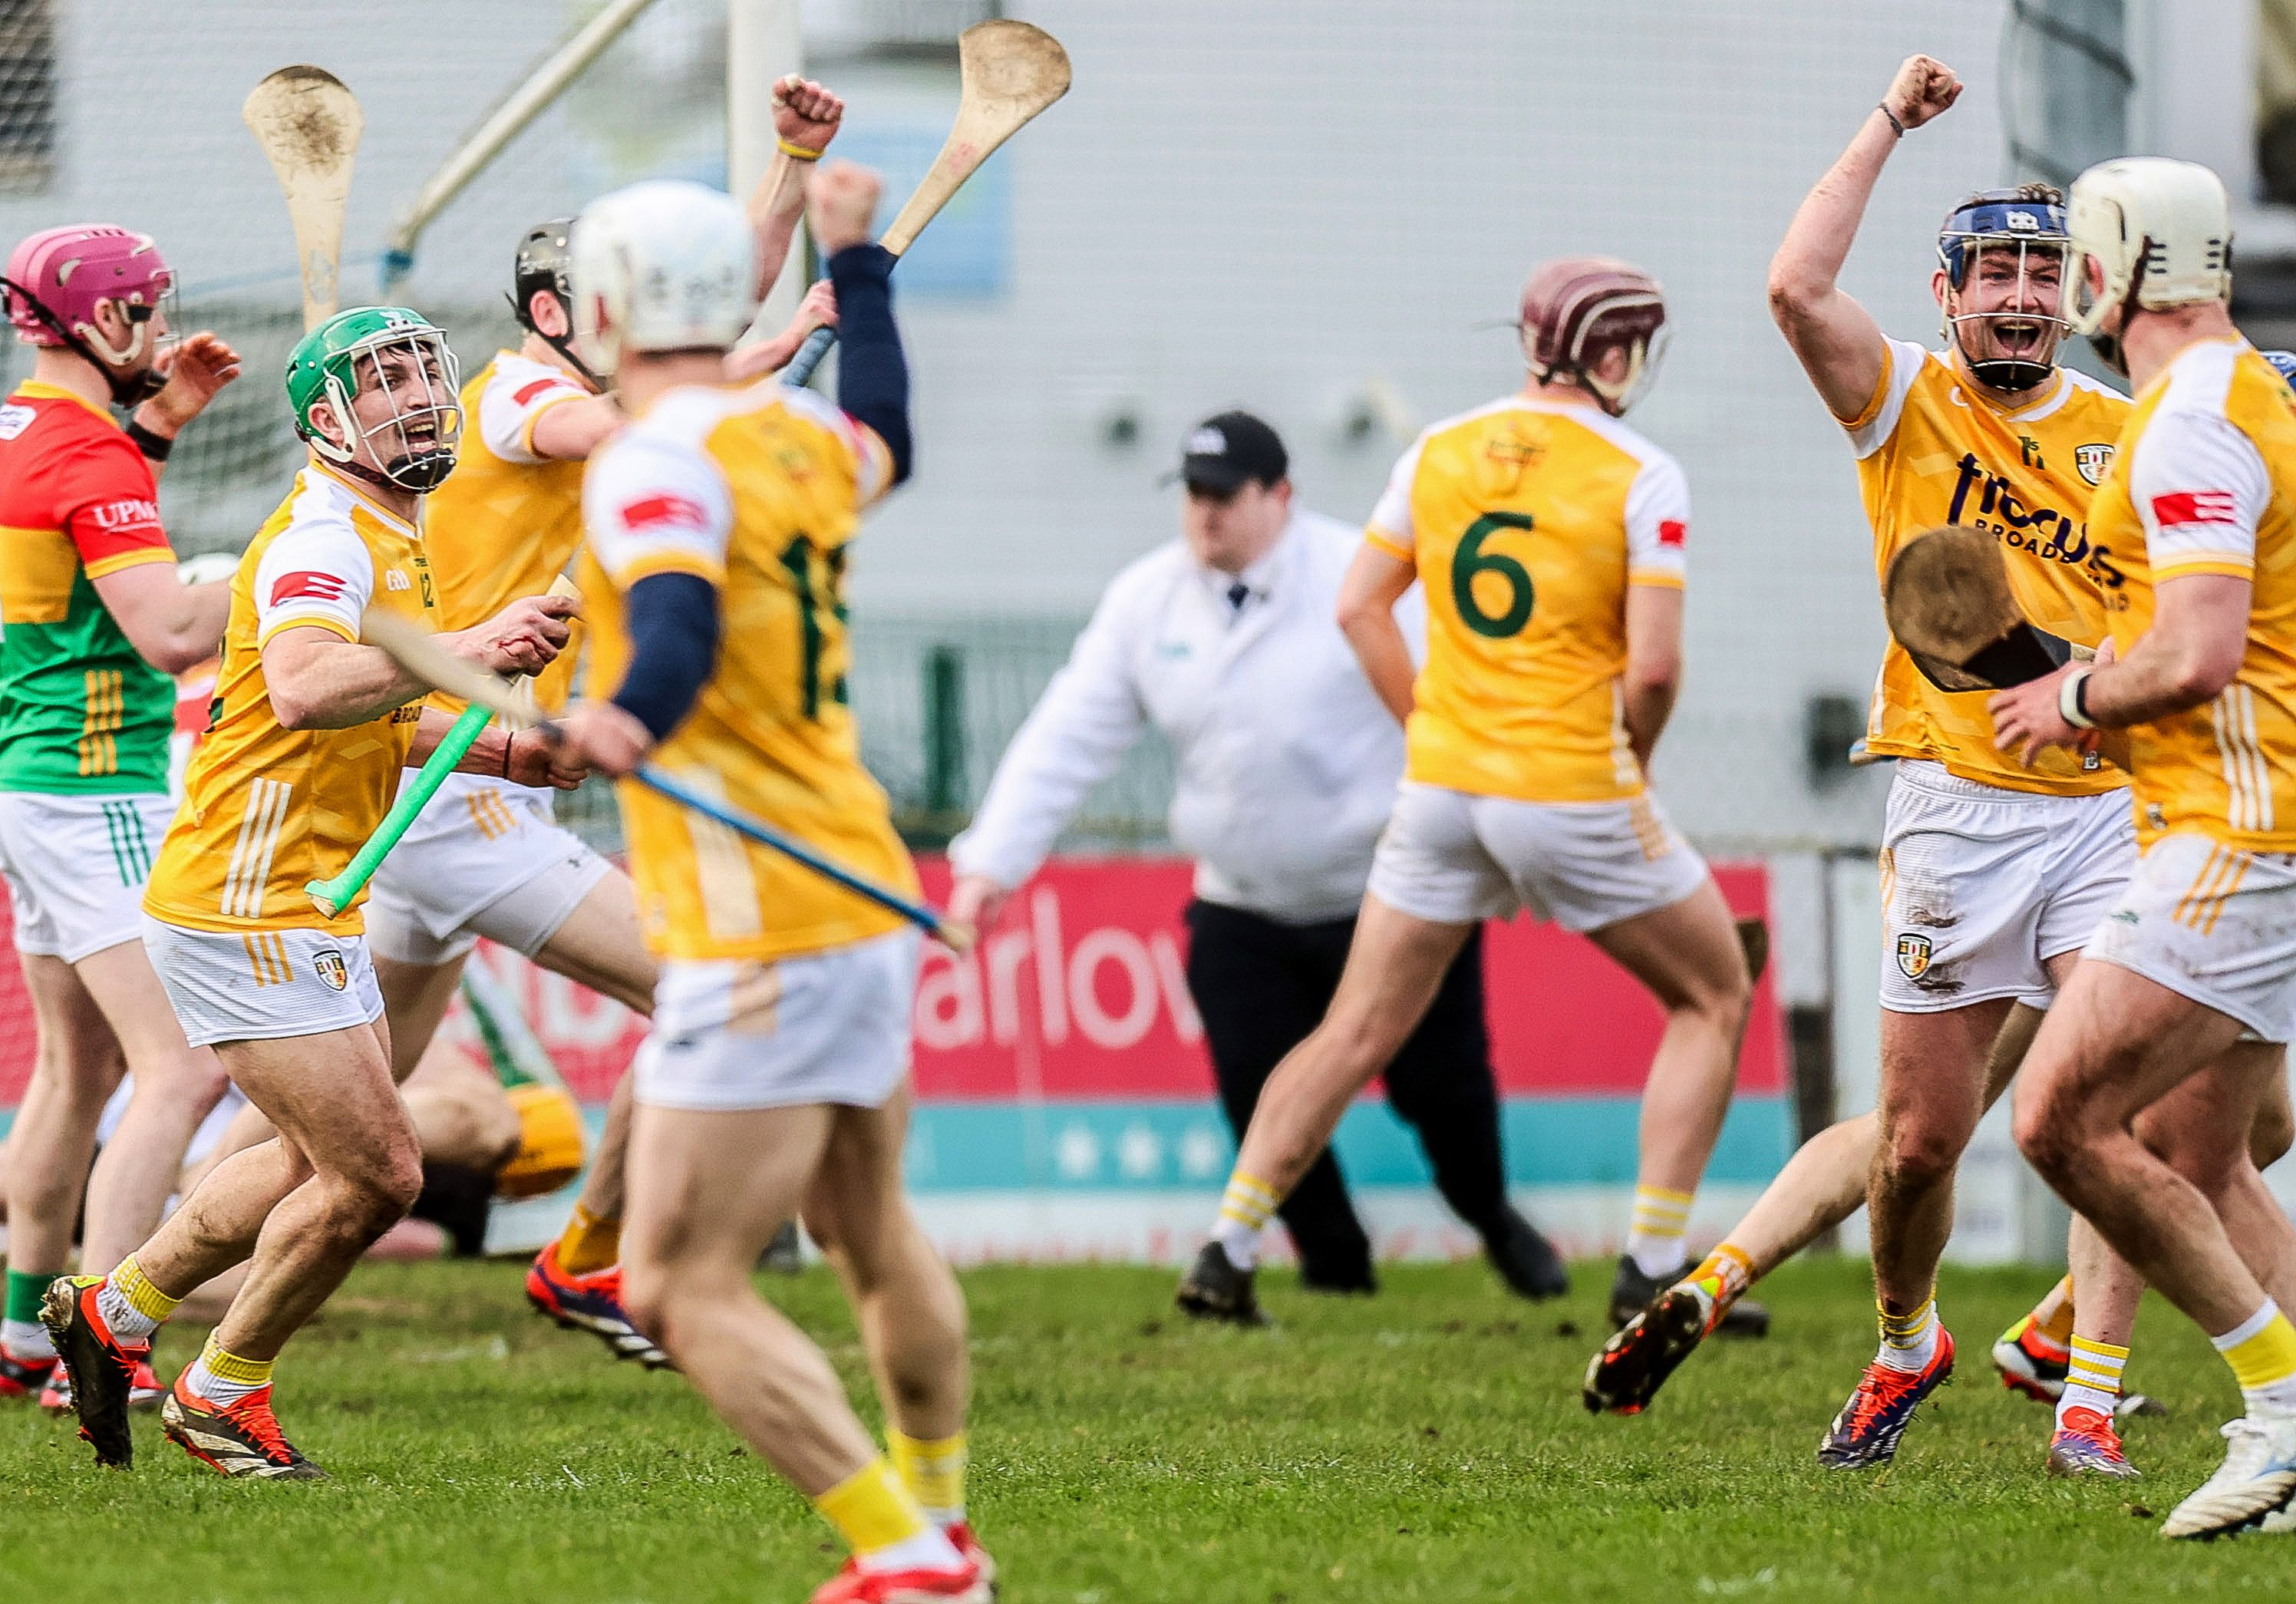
[2214,1305,2296,1411]
[95,1254,181,1342]
[556,1204,622,1278]
[889,1429,967,1524]
[1679,1243,1753,1309]
[2035,1275,2077,1348]
[184,1334,273,1407]
[814,1456,931,1558]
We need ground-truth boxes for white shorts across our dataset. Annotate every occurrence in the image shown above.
[365,774,613,966]
[2084,833,2296,1044]
[1879,761,2134,1013]
[141,915,384,1048]
[0,791,176,962]
[1363,781,1708,932]
[633,928,922,1113]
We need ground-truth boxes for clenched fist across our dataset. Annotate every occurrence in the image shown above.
[808,160,882,256]
[1882,54,1961,131]
[456,592,578,678]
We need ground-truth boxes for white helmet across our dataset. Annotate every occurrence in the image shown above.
[2065,157,2233,340]
[569,179,757,374]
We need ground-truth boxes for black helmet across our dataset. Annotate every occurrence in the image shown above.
[507,217,598,388]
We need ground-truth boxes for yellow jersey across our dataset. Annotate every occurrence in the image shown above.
[422,350,592,715]
[2089,336,2296,849]
[1848,338,2130,794]
[579,380,909,962]
[143,465,436,933]
[1364,396,1689,803]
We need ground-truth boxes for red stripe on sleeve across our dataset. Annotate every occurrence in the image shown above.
[2150,490,2238,526]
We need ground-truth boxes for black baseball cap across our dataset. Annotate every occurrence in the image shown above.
[1169,410,1288,493]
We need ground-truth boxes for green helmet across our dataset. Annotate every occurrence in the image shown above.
[285,305,463,492]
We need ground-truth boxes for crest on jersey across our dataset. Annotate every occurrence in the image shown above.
[0,403,32,440]
[2075,443,2114,487]
[314,948,349,992]
[1895,933,1933,981]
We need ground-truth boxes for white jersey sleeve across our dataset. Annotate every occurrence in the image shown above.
[1844,338,1930,460]
[2130,408,2271,580]
[253,503,372,646]
[476,352,590,467]
[1364,431,1430,559]
[583,426,735,589]
[1623,449,1691,588]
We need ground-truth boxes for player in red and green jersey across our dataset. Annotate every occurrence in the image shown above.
[0,223,241,1409]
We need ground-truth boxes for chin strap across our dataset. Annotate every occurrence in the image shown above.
[506,291,602,391]
[0,276,165,407]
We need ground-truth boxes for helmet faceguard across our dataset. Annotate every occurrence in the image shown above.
[1518,256,1670,417]
[2,224,179,405]
[1937,189,2070,394]
[287,309,463,493]
[507,217,600,390]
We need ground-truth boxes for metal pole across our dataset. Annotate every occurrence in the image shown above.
[728,0,806,338]
[381,0,665,289]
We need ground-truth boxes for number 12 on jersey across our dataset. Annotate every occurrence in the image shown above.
[780,534,849,720]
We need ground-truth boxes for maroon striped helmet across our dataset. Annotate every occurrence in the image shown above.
[1519,256,1670,415]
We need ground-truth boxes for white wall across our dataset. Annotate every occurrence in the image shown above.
[3,0,2028,850]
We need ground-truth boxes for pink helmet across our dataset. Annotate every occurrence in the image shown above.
[4,225,174,361]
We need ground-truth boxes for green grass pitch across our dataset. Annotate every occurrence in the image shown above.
[2,1254,2286,1602]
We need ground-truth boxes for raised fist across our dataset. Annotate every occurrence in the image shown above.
[808,160,882,256]
[772,75,844,157]
[1883,54,1962,130]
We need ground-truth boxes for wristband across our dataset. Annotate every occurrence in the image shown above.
[124,418,174,461]
[501,730,516,779]
[1878,104,1906,138]
[2059,667,2096,730]
[778,138,823,161]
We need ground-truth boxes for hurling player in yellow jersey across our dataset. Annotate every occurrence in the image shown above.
[1600,54,2164,1480]
[1177,256,1758,1335]
[1992,158,2296,1540]
[42,308,576,1477]
[547,172,987,1604]
[362,78,847,1371]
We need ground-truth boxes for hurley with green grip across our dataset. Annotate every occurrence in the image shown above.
[306,573,579,919]
[305,699,493,917]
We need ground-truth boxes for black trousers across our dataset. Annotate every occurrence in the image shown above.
[1182,899,1509,1288]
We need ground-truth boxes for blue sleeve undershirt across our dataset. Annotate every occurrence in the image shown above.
[608,570,720,742]
[826,243,911,487]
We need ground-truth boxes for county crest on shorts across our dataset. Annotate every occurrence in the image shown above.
[2074,442,2114,487]
[1895,932,1932,981]
[314,947,350,992]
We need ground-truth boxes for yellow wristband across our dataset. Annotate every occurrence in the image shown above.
[778,139,823,162]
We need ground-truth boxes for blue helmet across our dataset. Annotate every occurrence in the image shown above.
[2265,349,2296,390]
[1937,187,2071,394]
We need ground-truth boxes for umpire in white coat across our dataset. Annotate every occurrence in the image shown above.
[948,412,1567,1299]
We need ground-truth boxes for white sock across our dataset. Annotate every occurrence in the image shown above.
[858,1526,965,1576]
[1212,1172,1280,1272]
[2057,1336,2128,1425]
[2,1317,53,1359]
[182,1350,268,1409]
[1625,1185,1693,1279]
[93,1281,160,1345]
[2211,1302,2296,1416]
[1875,1297,1940,1373]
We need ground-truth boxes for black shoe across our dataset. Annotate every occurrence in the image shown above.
[1607,1255,1769,1338]
[40,1276,146,1469]
[1482,1209,1569,1301]
[1584,1286,1712,1414]
[1176,1241,1270,1326]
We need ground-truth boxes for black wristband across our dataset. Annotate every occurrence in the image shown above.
[501,730,516,779]
[1878,104,1906,138]
[2073,671,2093,724]
[124,418,173,460]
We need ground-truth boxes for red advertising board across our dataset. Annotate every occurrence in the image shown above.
[0,856,1780,1110]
